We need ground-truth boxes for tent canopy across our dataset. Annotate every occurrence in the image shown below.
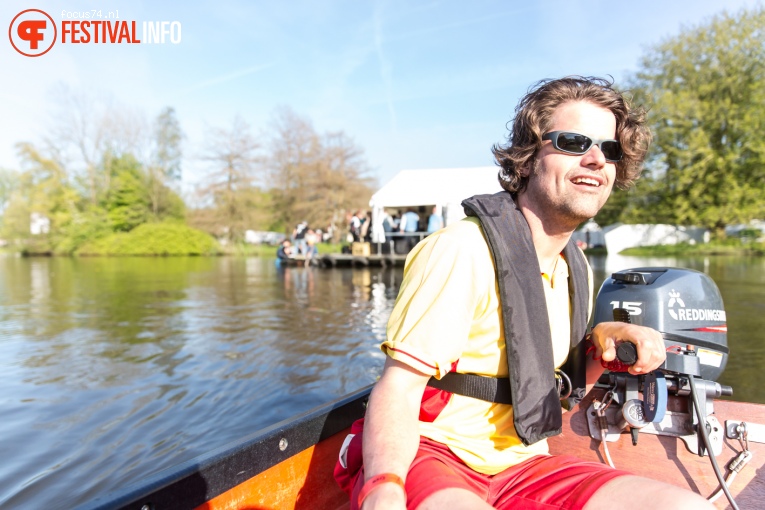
[370,166,502,210]
[369,167,503,242]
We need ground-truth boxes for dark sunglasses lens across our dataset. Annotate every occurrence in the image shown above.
[600,141,623,161]
[556,133,591,154]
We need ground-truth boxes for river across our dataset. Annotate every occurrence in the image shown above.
[0,254,763,509]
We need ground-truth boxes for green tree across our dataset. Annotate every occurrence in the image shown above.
[104,154,151,232]
[0,144,83,252]
[0,168,19,232]
[627,8,765,236]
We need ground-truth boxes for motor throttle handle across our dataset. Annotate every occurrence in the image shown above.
[602,308,637,372]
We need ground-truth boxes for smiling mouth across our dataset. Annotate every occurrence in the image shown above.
[571,176,601,187]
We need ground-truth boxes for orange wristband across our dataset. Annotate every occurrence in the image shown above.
[357,473,405,508]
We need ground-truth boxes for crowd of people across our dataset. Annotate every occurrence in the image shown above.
[277,221,324,266]
[346,206,446,254]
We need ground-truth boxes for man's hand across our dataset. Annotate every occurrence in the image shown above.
[591,322,666,376]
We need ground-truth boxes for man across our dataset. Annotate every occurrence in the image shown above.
[349,211,362,242]
[426,206,443,234]
[399,208,420,233]
[336,77,713,510]
[293,221,309,255]
[276,239,293,260]
[400,208,421,251]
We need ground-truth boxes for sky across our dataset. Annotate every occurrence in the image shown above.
[2,0,762,192]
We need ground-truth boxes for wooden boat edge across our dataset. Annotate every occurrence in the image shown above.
[75,385,372,510]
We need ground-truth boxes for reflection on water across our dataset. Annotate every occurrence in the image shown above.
[0,257,402,509]
[0,254,763,508]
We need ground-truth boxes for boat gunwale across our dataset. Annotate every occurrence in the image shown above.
[76,385,372,510]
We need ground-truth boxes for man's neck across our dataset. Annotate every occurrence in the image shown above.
[517,195,580,274]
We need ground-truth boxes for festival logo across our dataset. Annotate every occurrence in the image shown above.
[9,8,182,57]
[9,9,57,57]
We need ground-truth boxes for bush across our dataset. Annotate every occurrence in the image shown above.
[77,223,220,256]
[53,208,113,255]
[620,241,765,256]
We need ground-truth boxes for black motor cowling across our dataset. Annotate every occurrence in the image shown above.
[593,267,728,381]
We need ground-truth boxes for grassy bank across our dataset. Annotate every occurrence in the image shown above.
[221,242,345,257]
[77,223,221,256]
[620,241,765,256]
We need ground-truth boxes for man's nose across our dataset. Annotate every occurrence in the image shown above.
[582,143,607,168]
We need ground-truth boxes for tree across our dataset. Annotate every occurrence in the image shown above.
[46,85,144,205]
[153,107,183,182]
[627,8,765,236]
[3,143,82,252]
[266,108,375,237]
[104,154,151,232]
[197,116,262,241]
[146,107,184,217]
[0,168,19,216]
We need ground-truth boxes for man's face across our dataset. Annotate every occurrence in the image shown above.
[521,100,617,229]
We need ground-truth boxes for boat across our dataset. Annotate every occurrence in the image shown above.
[275,255,317,267]
[78,267,765,509]
[76,383,764,510]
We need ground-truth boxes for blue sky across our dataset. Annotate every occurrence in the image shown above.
[2,0,761,190]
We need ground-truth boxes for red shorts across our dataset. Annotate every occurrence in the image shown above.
[340,429,630,510]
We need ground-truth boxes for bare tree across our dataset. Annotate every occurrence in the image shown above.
[265,108,375,236]
[197,116,262,241]
[45,85,144,204]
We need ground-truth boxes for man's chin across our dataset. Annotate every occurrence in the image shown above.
[561,204,602,226]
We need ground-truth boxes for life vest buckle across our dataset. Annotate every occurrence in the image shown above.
[555,370,572,400]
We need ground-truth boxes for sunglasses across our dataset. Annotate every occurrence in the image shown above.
[542,131,623,162]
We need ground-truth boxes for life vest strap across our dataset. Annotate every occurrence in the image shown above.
[426,372,512,404]
[427,370,571,404]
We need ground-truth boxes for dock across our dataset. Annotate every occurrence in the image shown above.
[318,253,407,268]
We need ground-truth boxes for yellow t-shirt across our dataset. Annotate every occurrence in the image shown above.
[382,216,592,475]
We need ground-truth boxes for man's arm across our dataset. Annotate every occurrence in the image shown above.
[586,321,666,389]
[361,357,430,509]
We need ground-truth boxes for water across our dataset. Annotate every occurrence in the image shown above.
[1,254,763,509]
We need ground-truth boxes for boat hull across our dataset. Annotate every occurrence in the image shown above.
[78,386,765,510]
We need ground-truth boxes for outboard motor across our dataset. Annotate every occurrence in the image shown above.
[594,267,728,381]
[587,267,732,458]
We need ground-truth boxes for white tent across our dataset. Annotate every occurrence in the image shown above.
[369,166,503,243]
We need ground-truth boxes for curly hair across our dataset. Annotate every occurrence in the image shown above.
[492,76,651,193]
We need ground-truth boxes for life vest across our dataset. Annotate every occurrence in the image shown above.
[426,191,589,446]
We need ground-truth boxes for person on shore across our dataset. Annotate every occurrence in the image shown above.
[293,221,309,255]
[349,211,362,243]
[360,210,372,243]
[426,206,443,234]
[304,229,320,267]
[399,209,420,234]
[399,208,420,251]
[335,77,713,510]
[276,239,293,260]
